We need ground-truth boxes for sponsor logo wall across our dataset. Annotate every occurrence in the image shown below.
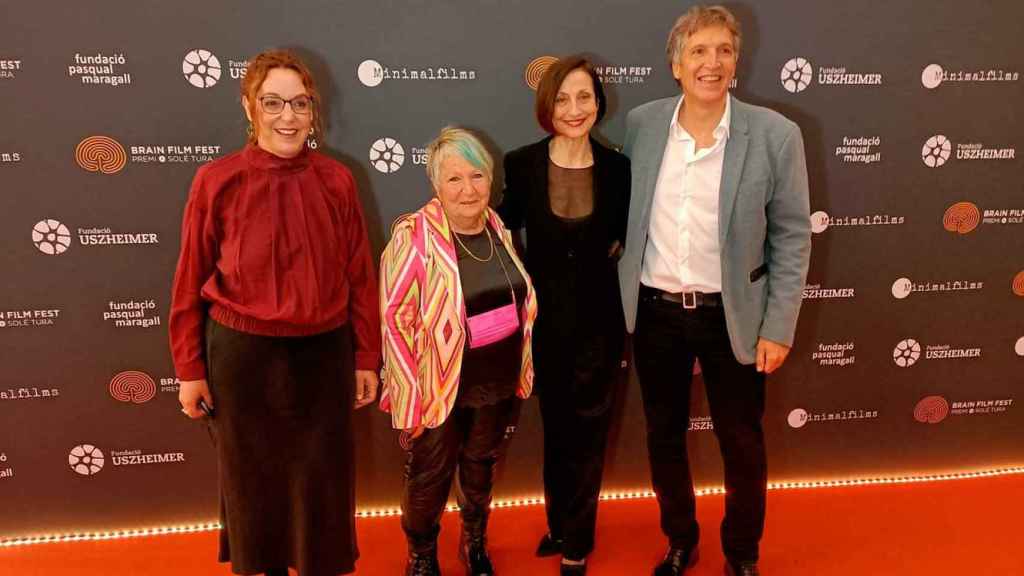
[1,0,1021,542]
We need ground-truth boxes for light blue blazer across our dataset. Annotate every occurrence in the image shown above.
[618,95,811,365]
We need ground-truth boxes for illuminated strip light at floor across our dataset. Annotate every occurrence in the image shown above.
[3,466,1022,548]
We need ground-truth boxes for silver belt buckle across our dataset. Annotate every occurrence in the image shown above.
[682,292,697,309]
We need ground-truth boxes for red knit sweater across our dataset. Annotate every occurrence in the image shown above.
[169,144,381,380]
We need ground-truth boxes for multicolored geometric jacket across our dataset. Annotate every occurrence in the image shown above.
[379,197,537,429]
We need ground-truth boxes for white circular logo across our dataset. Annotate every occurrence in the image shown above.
[787,408,808,429]
[922,135,952,168]
[893,339,922,368]
[922,64,944,89]
[1015,337,1024,357]
[810,211,830,234]
[358,59,384,87]
[370,138,405,173]
[69,444,105,476]
[780,58,813,93]
[182,49,221,88]
[891,277,913,299]
[32,219,72,255]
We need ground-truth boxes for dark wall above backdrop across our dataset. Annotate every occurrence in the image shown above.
[1,0,1022,540]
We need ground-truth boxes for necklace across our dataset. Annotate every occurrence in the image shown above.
[453,225,494,262]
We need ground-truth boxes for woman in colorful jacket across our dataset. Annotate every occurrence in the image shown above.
[379,126,538,576]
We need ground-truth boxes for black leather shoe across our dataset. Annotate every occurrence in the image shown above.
[405,551,441,576]
[724,559,760,576]
[535,532,563,557]
[459,534,495,576]
[560,558,587,575]
[652,546,699,576]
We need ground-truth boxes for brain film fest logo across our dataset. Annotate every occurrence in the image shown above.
[914,396,950,424]
[76,135,127,174]
[781,57,813,93]
[32,219,72,255]
[369,138,405,174]
[109,371,157,404]
[182,49,221,88]
[525,56,559,90]
[943,202,981,234]
[69,444,105,476]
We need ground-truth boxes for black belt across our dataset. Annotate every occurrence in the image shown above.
[642,285,722,309]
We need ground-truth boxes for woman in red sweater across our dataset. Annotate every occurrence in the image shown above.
[169,50,380,576]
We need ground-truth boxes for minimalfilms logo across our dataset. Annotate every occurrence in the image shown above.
[370,138,405,174]
[787,407,878,429]
[109,371,157,404]
[182,49,221,88]
[69,444,105,476]
[893,339,921,367]
[922,63,1019,89]
[891,277,983,299]
[525,56,559,90]
[1016,337,1024,357]
[357,58,477,87]
[810,211,905,234]
[32,220,72,255]
[922,135,952,167]
[780,57,812,93]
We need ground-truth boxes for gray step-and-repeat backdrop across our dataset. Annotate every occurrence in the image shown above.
[2,0,1022,540]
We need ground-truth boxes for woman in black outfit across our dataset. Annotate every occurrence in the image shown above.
[498,55,630,576]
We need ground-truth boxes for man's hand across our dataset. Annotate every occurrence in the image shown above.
[179,379,213,419]
[353,369,379,409]
[756,338,791,374]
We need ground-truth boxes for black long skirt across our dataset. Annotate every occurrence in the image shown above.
[205,318,358,576]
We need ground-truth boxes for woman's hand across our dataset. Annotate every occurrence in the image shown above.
[179,379,213,419]
[353,369,379,409]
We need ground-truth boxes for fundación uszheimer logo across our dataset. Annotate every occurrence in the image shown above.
[893,338,981,368]
[31,219,159,255]
[369,138,406,174]
[182,49,221,88]
[69,444,186,476]
[922,135,1015,167]
[780,56,881,93]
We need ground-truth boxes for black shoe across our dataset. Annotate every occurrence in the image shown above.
[724,559,760,576]
[535,532,563,557]
[459,534,495,576]
[560,558,587,575]
[264,569,289,576]
[405,551,441,576]
[652,546,699,576]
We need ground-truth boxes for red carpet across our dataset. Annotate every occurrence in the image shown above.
[3,474,1022,575]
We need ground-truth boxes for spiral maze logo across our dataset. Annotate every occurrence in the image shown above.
[182,49,221,88]
[1013,271,1024,297]
[943,202,981,234]
[369,138,405,174]
[921,135,952,168]
[914,396,950,424]
[109,371,157,404]
[893,339,921,367]
[32,219,72,255]
[69,444,105,476]
[780,58,812,93]
[525,56,559,90]
[75,136,127,174]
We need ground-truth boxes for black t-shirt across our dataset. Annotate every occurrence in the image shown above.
[453,228,527,407]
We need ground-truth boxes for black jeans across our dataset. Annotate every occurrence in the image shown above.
[401,395,522,554]
[538,384,614,560]
[634,287,767,563]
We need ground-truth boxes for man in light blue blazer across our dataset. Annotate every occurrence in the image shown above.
[617,6,810,576]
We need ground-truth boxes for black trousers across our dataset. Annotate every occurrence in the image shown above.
[538,388,613,560]
[401,395,522,554]
[634,287,767,563]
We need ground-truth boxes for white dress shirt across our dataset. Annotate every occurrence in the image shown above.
[641,95,731,294]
